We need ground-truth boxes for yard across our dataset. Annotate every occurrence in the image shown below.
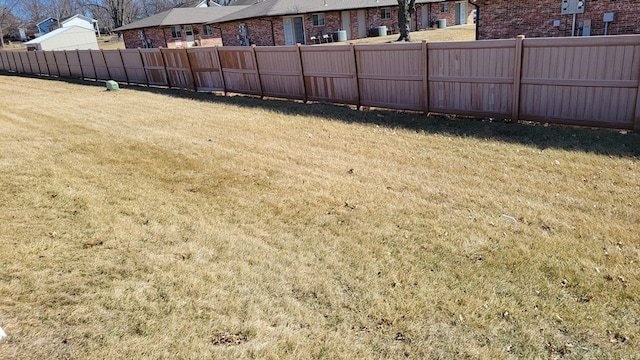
[0,73,638,359]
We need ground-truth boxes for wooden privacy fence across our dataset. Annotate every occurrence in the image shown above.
[1,35,640,131]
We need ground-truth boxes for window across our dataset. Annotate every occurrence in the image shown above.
[381,8,391,20]
[171,25,181,38]
[441,3,449,12]
[203,24,213,36]
[312,13,325,26]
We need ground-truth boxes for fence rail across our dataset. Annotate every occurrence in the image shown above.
[1,35,639,131]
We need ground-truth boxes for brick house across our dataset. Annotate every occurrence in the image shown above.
[115,6,249,49]
[210,0,475,47]
[116,0,475,49]
[474,0,640,39]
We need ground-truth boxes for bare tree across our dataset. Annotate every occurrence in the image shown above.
[0,0,20,48]
[19,0,47,23]
[82,0,140,31]
[396,0,415,42]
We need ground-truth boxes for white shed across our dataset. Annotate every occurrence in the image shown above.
[60,14,98,32]
[23,26,99,51]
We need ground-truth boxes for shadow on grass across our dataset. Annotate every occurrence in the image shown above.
[6,72,639,158]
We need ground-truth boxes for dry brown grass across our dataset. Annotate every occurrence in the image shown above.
[348,24,476,44]
[0,73,638,359]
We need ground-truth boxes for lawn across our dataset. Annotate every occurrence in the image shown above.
[0,73,638,359]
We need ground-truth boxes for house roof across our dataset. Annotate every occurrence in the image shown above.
[210,0,442,23]
[36,17,57,27]
[115,0,442,32]
[114,6,249,31]
[24,25,92,44]
[60,14,95,25]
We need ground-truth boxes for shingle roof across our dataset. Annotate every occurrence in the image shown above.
[115,0,442,32]
[114,6,249,31]
[210,0,442,23]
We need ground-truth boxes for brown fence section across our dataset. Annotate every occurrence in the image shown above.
[254,46,305,100]
[162,48,195,90]
[187,47,225,92]
[120,49,147,84]
[218,46,261,96]
[356,42,428,111]
[300,44,359,105]
[520,36,640,129]
[140,49,168,86]
[2,36,640,131]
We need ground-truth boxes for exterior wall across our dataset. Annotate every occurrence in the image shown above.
[37,28,99,51]
[122,25,223,49]
[478,0,640,39]
[62,17,94,31]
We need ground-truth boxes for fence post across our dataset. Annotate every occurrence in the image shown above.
[635,78,640,132]
[137,48,149,86]
[351,42,361,110]
[422,40,429,115]
[213,46,227,95]
[296,44,307,103]
[15,52,24,73]
[76,50,84,80]
[63,50,72,78]
[250,45,264,98]
[159,48,173,88]
[183,48,198,91]
[511,35,525,123]
[118,49,131,84]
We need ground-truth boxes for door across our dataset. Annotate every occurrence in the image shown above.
[421,6,429,29]
[184,25,195,46]
[283,16,305,45]
[357,10,366,38]
[455,2,467,25]
[341,11,352,40]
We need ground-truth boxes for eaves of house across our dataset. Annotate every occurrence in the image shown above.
[113,6,250,32]
[208,0,443,24]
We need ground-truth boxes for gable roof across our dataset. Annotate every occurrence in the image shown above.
[24,25,93,45]
[36,17,57,27]
[114,6,249,31]
[210,0,442,23]
[115,0,442,32]
[60,14,95,25]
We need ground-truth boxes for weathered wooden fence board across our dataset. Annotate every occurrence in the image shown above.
[12,52,24,73]
[53,51,70,78]
[300,44,359,105]
[18,52,31,74]
[520,36,640,130]
[162,48,194,90]
[428,39,516,118]
[36,51,49,75]
[187,47,225,92]
[90,50,110,80]
[66,50,83,78]
[27,51,41,74]
[140,49,168,86]
[218,47,261,95]
[78,50,95,79]
[356,42,427,111]
[45,51,59,76]
[120,49,147,84]
[102,50,127,82]
[254,46,305,100]
[0,51,6,71]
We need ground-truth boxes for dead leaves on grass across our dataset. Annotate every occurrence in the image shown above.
[211,332,249,346]
[82,237,104,248]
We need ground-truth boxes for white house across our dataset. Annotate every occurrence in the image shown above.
[23,26,99,51]
[60,14,100,36]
